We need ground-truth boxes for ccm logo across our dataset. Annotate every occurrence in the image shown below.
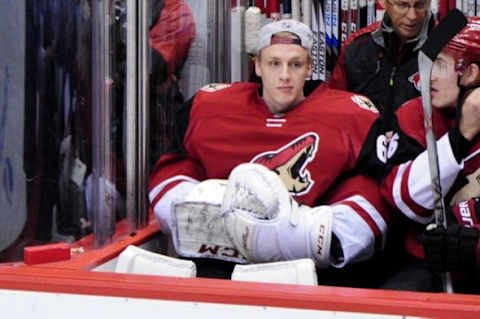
[198,244,245,260]
[242,226,250,251]
[316,225,326,256]
[459,201,474,227]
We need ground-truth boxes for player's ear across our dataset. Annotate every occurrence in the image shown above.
[306,55,312,79]
[255,57,262,77]
[461,63,480,86]
[469,63,480,86]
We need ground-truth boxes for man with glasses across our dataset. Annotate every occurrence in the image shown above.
[328,0,433,115]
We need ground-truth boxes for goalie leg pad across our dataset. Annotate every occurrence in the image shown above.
[223,163,333,268]
[171,180,246,264]
[231,259,318,285]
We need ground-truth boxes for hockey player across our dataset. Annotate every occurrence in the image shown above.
[328,0,434,114]
[380,17,480,291]
[148,19,398,275]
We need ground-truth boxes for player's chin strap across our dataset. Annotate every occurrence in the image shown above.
[418,8,467,294]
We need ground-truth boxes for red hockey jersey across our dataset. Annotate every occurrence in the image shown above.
[382,97,480,225]
[149,82,396,266]
[150,82,386,205]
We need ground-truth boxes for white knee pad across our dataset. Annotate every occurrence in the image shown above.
[222,163,333,268]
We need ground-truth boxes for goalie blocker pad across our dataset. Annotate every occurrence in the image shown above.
[172,180,247,264]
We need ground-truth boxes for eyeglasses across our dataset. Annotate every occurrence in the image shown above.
[386,0,429,14]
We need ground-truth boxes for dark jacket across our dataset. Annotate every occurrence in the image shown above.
[328,12,435,114]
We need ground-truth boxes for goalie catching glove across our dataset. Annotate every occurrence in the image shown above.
[420,197,480,272]
[222,163,334,268]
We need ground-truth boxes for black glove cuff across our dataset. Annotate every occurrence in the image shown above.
[448,127,472,164]
[458,226,480,270]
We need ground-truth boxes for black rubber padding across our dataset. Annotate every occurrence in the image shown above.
[421,9,468,60]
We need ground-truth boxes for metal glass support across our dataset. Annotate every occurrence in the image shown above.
[91,0,116,247]
[126,0,149,232]
[210,0,231,83]
[181,0,233,98]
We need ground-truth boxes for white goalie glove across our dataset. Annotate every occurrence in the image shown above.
[153,179,246,263]
[222,163,334,268]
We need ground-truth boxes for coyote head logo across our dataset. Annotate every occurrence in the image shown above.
[252,133,319,196]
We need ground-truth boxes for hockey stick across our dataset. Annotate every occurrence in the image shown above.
[282,0,292,19]
[311,0,327,81]
[303,0,312,27]
[418,8,467,294]
[268,0,281,21]
[292,0,301,21]
[340,0,349,43]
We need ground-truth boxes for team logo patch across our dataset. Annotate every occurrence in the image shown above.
[251,132,319,196]
[450,167,480,205]
[408,72,421,91]
[200,83,231,92]
[351,95,379,113]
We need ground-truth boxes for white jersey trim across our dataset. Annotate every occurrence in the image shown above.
[330,197,384,268]
[465,147,480,162]
[347,195,388,248]
[149,175,199,203]
[393,134,463,224]
[409,134,463,207]
[392,161,432,224]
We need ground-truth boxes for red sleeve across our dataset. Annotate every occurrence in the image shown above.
[380,98,462,224]
[381,160,432,221]
[380,99,433,223]
[322,175,398,264]
[464,140,480,175]
[326,175,395,252]
[148,153,206,210]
